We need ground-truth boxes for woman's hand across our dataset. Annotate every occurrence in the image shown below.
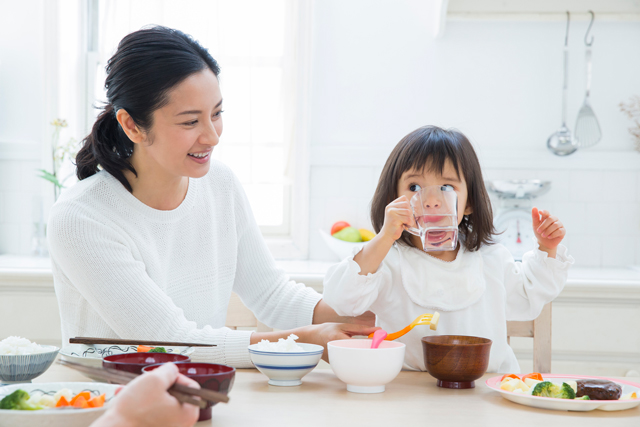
[379,196,413,243]
[91,363,200,427]
[295,323,380,362]
[532,207,566,258]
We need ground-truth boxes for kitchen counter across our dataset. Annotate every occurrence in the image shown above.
[2,255,640,293]
[1,255,640,376]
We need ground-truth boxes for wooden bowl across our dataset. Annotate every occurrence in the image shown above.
[421,335,492,389]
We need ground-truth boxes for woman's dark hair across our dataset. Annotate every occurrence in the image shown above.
[370,126,496,252]
[75,26,220,191]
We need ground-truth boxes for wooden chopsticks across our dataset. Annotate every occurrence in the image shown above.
[57,359,230,407]
[69,337,216,347]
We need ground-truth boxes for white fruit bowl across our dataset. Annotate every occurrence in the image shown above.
[319,230,365,261]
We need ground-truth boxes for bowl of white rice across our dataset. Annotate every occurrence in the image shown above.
[0,337,59,384]
[248,334,324,386]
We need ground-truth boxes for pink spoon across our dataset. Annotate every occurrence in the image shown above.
[370,329,388,349]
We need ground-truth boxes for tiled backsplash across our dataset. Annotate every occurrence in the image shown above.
[309,164,640,267]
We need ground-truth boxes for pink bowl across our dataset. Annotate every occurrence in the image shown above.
[102,353,190,375]
[143,362,235,422]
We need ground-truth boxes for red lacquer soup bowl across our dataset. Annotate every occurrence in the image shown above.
[143,362,235,421]
[102,353,190,375]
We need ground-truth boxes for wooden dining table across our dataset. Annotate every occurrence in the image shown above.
[37,362,639,426]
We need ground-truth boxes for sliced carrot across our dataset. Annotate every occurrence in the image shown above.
[522,373,543,382]
[88,394,106,408]
[70,391,91,406]
[56,396,70,407]
[137,345,153,352]
[72,396,89,409]
[500,374,520,382]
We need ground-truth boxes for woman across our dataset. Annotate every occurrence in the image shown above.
[48,26,376,367]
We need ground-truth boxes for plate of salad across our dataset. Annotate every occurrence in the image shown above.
[486,373,640,412]
[0,381,119,427]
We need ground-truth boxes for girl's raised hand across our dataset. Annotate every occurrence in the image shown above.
[532,207,566,258]
[380,196,413,242]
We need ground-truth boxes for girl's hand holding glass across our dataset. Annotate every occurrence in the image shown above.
[532,207,566,257]
[380,196,414,242]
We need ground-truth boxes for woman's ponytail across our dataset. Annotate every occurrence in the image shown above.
[75,104,136,192]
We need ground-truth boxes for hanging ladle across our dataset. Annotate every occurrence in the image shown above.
[547,11,579,156]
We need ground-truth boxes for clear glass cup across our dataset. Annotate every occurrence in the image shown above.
[405,185,458,252]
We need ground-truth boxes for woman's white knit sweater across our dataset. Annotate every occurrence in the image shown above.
[47,161,322,368]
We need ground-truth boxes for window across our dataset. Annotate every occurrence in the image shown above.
[74,0,302,236]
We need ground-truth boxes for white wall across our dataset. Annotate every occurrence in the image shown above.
[307,0,640,267]
[1,0,640,267]
[0,0,49,255]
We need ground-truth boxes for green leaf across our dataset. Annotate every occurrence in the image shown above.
[36,169,64,189]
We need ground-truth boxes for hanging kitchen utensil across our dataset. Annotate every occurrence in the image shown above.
[547,11,579,156]
[574,10,602,148]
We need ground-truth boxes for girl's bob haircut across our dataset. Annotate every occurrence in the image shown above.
[370,125,496,252]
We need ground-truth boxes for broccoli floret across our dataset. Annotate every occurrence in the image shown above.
[531,381,576,399]
[575,395,591,400]
[0,390,42,410]
[148,347,166,353]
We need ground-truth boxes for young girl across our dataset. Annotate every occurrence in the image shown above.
[323,126,574,373]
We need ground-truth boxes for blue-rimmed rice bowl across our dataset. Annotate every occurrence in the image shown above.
[248,343,324,386]
[0,346,59,384]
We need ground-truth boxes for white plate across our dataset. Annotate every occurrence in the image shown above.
[486,374,640,412]
[59,344,195,379]
[0,381,119,427]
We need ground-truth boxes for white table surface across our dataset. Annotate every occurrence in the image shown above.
[35,362,640,427]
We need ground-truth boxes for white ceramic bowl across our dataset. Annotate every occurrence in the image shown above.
[319,229,365,261]
[248,343,324,386]
[59,344,194,380]
[328,339,405,394]
[0,346,59,384]
[0,381,119,427]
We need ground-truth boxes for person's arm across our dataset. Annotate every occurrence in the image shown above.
[48,211,254,367]
[531,207,566,259]
[354,196,412,275]
[91,363,200,427]
[228,172,337,330]
[498,242,574,322]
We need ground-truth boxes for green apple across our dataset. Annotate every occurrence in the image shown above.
[332,227,363,242]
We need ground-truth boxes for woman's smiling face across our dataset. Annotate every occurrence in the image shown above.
[137,68,223,179]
